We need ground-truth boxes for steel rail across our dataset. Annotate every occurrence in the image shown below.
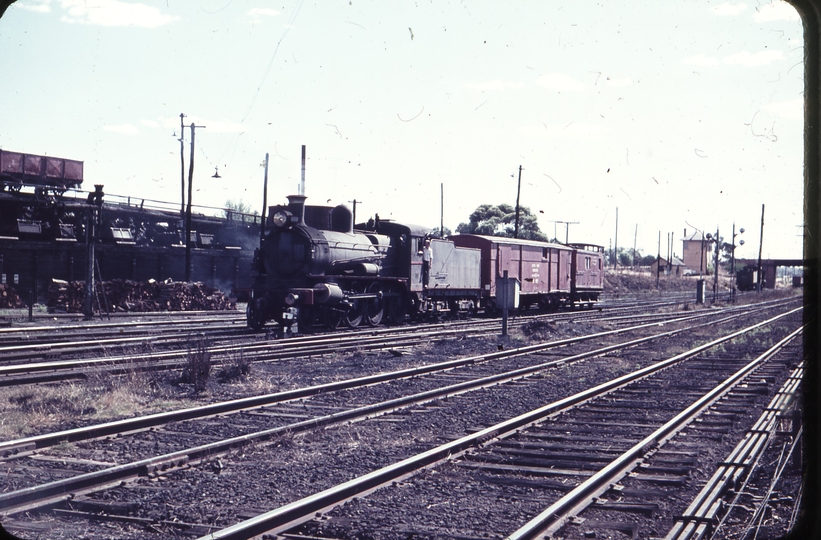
[0,306,739,458]
[0,307,795,517]
[0,326,491,380]
[664,361,804,540]
[0,314,244,336]
[1,296,796,381]
[507,325,804,540]
[190,308,801,540]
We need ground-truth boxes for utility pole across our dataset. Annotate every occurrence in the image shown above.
[656,231,661,288]
[185,122,205,282]
[757,203,765,292]
[300,145,306,196]
[179,113,186,215]
[613,207,619,269]
[549,220,579,244]
[349,199,362,225]
[260,153,269,239]
[713,226,720,302]
[632,224,637,268]
[440,183,444,237]
[514,165,523,238]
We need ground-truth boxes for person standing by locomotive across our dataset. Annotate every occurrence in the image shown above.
[422,239,433,289]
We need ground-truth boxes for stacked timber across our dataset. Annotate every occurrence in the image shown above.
[0,284,25,309]
[47,279,236,313]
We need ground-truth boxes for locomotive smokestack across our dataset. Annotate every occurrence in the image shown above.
[287,194,307,225]
[300,145,306,196]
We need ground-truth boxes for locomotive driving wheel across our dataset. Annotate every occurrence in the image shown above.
[344,283,364,328]
[364,282,385,326]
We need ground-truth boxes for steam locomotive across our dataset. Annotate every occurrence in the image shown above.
[246,195,605,331]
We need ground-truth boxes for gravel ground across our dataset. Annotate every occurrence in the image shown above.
[0,304,805,539]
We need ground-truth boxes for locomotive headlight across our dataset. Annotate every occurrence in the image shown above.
[272,211,291,228]
[284,292,299,305]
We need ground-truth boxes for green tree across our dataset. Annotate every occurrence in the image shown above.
[456,203,548,241]
[224,200,259,223]
[431,226,452,238]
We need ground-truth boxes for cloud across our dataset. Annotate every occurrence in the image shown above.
[13,1,52,13]
[103,124,140,135]
[464,80,525,91]
[59,0,178,28]
[753,1,799,22]
[140,119,159,128]
[684,54,719,67]
[711,2,747,16]
[723,50,785,67]
[605,77,632,88]
[763,97,803,120]
[536,73,585,92]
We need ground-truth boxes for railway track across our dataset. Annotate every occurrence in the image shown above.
[0,295,792,387]
[197,311,802,540]
[0,300,801,539]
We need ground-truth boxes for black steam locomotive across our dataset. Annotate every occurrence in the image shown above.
[247,195,605,331]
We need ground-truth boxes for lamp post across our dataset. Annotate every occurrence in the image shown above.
[730,224,745,302]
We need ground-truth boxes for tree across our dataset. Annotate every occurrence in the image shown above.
[224,200,259,223]
[456,203,548,241]
[431,226,452,238]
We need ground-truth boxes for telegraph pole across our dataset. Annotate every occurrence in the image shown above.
[185,122,205,282]
[613,207,619,269]
[757,204,765,291]
[260,153,269,239]
[179,113,186,215]
[514,165,523,238]
[300,145,306,196]
[656,231,661,288]
[440,183,444,237]
[349,199,362,225]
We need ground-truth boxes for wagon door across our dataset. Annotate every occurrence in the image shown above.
[558,249,571,292]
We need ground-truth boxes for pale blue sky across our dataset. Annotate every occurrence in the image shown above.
[0,0,805,259]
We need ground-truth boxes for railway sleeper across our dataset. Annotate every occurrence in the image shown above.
[592,499,660,517]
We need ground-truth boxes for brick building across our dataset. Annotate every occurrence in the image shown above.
[681,229,708,274]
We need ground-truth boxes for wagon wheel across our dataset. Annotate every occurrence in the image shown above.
[323,307,343,329]
[364,282,385,326]
[385,286,407,325]
[407,293,426,321]
[343,283,364,328]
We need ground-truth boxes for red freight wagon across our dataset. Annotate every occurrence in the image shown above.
[0,150,84,193]
[568,243,605,304]
[449,234,575,310]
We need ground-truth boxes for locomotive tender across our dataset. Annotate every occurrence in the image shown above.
[247,195,605,331]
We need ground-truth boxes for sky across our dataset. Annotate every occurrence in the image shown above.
[0,0,806,260]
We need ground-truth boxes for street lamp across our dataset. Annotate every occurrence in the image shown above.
[730,224,745,301]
